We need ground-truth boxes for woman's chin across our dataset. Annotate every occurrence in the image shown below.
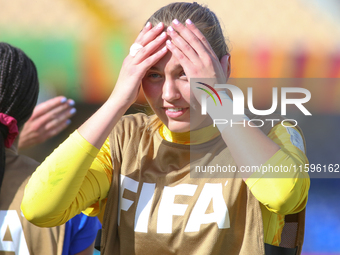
[165,121,191,133]
[164,117,214,133]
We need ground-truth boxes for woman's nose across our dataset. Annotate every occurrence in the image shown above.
[162,80,181,101]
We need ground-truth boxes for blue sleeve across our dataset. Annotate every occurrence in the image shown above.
[62,213,102,255]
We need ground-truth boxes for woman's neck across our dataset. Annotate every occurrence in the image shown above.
[159,124,220,145]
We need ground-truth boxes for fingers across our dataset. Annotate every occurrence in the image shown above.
[18,118,70,149]
[167,20,208,61]
[130,22,167,64]
[167,19,217,61]
[134,22,152,44]
[140,45,168,70]
[18,98,76,149]
[131,22,169,69]
[135,22,164,47]
[36,101,76,127]
[165,19,217,72]
[182,19,217,58]
[165,39,192,71]
[30,96,75,120]
[35,106,74,142]
[133,31,168,63]
[166,19,227,82]
[166,26,198,63]
[43,112,73,136]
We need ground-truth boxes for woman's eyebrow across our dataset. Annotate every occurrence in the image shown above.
[149,66,160,71]
[149,64,183,72]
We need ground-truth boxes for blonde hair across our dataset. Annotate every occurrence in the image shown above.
[144,2,230,132]
[146,2,229,58]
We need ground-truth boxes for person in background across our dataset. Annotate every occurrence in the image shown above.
[0,42,100,255]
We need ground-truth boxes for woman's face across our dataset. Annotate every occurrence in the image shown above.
[142,51,213,133]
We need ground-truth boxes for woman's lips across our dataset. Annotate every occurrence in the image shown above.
[164,107,188,118]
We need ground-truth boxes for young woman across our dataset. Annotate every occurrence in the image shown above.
[0,42,100,255]
[22,3,309,255]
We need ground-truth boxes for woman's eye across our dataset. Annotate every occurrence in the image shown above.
[148,73,161,79]
[180,71,187,80]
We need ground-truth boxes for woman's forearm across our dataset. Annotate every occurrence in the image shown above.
[78,94,130,149]
[220,123,280,179]
[21,131,109,227]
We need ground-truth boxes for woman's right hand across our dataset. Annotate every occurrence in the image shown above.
[78,22,168,149]
[110,22,168,107]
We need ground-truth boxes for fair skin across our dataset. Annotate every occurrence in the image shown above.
[18,96,76,149]
[142,50,213,132]
[78,19,279,180]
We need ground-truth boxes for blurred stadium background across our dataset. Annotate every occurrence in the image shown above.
[1,0,340,254]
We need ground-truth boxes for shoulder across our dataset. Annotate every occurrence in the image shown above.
[2,150,40,217]
[120,113,151,128]
[108,113,160,160]
[268,122,307,154]
[5,149,40,180]
[110,113,152,139]
[244,111,307,153]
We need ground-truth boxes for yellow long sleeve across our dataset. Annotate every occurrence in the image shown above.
[246,123,310,245]
[21,131,111,227]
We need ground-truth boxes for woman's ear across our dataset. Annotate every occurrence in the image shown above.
[220,54,231,80]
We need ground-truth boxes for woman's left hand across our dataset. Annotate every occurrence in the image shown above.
[165,19,230,102]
